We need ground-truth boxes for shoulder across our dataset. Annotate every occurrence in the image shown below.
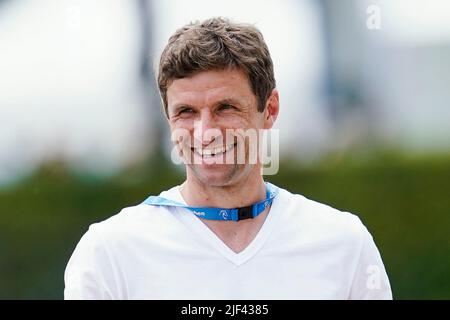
[81,199,184,248]
[65,200,182,277]
[71,184,185,253]
[275,186,367,245]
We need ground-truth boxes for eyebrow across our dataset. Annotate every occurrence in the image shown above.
[171,98,243,113]
[215,98,242,107]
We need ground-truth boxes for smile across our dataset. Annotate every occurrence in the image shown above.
[192,143,236,158]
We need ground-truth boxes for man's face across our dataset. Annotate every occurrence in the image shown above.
[166,68,277,187]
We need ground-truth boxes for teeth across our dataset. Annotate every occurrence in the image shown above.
[195,144,235,157]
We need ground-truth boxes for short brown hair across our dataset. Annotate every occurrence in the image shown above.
[157,17,276,116]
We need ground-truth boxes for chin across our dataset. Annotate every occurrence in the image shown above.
[189,165,239,187]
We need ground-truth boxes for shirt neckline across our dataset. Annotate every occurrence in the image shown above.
[161,184,283,266]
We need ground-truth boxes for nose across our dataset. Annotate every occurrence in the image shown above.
[193,110,221,147]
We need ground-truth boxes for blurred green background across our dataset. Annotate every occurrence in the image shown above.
[1,151,449,299]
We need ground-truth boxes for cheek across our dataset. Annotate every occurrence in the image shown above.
[220,113,254,129]
[169,118,196,135]
[170,122,193,148]
[237,115,263,130]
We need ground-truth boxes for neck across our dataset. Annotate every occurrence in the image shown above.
[179,170,266,209]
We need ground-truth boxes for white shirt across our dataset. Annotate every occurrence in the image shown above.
[64,184,393,299]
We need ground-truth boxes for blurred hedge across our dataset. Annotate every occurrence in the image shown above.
[1,153,449,299]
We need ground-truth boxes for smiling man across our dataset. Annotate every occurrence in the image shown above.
[64,17,392,300]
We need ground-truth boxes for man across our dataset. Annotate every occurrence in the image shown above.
[64,17,392,299]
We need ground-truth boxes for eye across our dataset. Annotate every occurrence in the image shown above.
[218,104,235,111]
[178,107,194,115]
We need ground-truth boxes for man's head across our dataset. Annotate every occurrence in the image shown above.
[158,17,279,187]
[158,17,276,116]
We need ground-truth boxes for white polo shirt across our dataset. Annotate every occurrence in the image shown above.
[64,184,392,299]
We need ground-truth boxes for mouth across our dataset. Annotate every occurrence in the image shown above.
[191,143,237,159]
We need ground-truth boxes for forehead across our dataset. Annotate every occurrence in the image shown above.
[166,68,256,107]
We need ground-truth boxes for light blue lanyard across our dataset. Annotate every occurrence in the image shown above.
[142,182,279,221]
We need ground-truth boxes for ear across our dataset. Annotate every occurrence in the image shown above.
[263,89,279,129]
